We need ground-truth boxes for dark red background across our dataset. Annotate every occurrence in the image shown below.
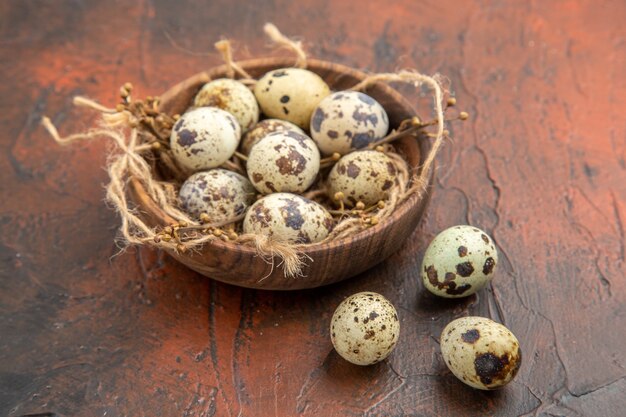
[1,1,625,416]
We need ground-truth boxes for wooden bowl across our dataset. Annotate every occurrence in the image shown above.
[129,58,434,290]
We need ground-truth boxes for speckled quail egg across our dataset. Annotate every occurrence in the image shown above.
[170,107,241,172]
[330,292,400,366]
[253,68,331,129]
[327,150,398,207]
[246,130,320,194]
[193,78,259,131]
[243,193,333,244]
[310,91,389,155]
[240,119,305,155]
[440,316,522,390]
[179,169,256,223]
[421,225,498,298]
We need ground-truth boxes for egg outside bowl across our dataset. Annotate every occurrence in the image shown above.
[128,58,434,290]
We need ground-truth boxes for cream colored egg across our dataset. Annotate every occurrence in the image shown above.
[327,150,397,207]
[243,193,333,244]
[240,119,305,155]
[246,130,320,194]
[179,169,256,223]
[253,68,330,129]
[170,107,241,172]
[193,78,259,131]
[421,225,498,298]
[310,91,389,155]
[441,317,522,390]
[330,292,400,366]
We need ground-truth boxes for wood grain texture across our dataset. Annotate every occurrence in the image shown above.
[0,1,624,416]
[130,57,430,290]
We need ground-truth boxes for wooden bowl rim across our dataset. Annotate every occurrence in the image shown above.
[130,57,434,258]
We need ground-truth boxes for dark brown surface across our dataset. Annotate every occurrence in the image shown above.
[1,1,625,416]
[132,58,430,290]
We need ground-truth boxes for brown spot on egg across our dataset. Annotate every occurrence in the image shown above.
[445,282,472,295]
[327,130,339,139]
[346,161,361,179]
[344,130,352,138]
[369,311,379,321]
[356,93,376,105]
[474,350,520,387]
[382,180,393,190]
[444,272,456,282]
[251,204,272,225]
[275,149,307,175]
[264,181,277,192]
[481,234,490,244]
[483,257,496,274]
[177,129,197,147]
[351,132,373,149]
[283,131,310,149]
[282,106,289,115]
[272,70,288,77]
[279,198,305,230]
[458,246,468,257]
[364,330,375,340]
[461,329,480,343]
[280,95,290,103]
[252,173,263,183]
[352,107,379,127]
[456,262,475,277]
[425,265,439,287]
[311,108,326,133]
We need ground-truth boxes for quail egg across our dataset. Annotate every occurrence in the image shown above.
[440,316,522,390]
[179,169,256,223]
[240,119,305,155]
[421,225,498,298]
[310,91,389,155]
[246,130,320,194]
[243,193,333,244]
[193,78,259,131]
[330,292,400,366]
[327,150,398,207]
[254,68,331,129]
[170,107,241,172]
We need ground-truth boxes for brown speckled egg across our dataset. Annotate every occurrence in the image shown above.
[421,225,498,298]
[179,169,256,223]
[193,78,259,131]
[327,150,397,207]
[253,68,330,129]
[330,292,400,366]
[310,91,389,155]
[243,193,333,244]
[240,119,305,155]
[441,316,522,390]
[246,130,320,194]
[170,107,241,171]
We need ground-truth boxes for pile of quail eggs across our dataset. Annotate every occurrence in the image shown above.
[170,67,400,244]
[330,225,522,391]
